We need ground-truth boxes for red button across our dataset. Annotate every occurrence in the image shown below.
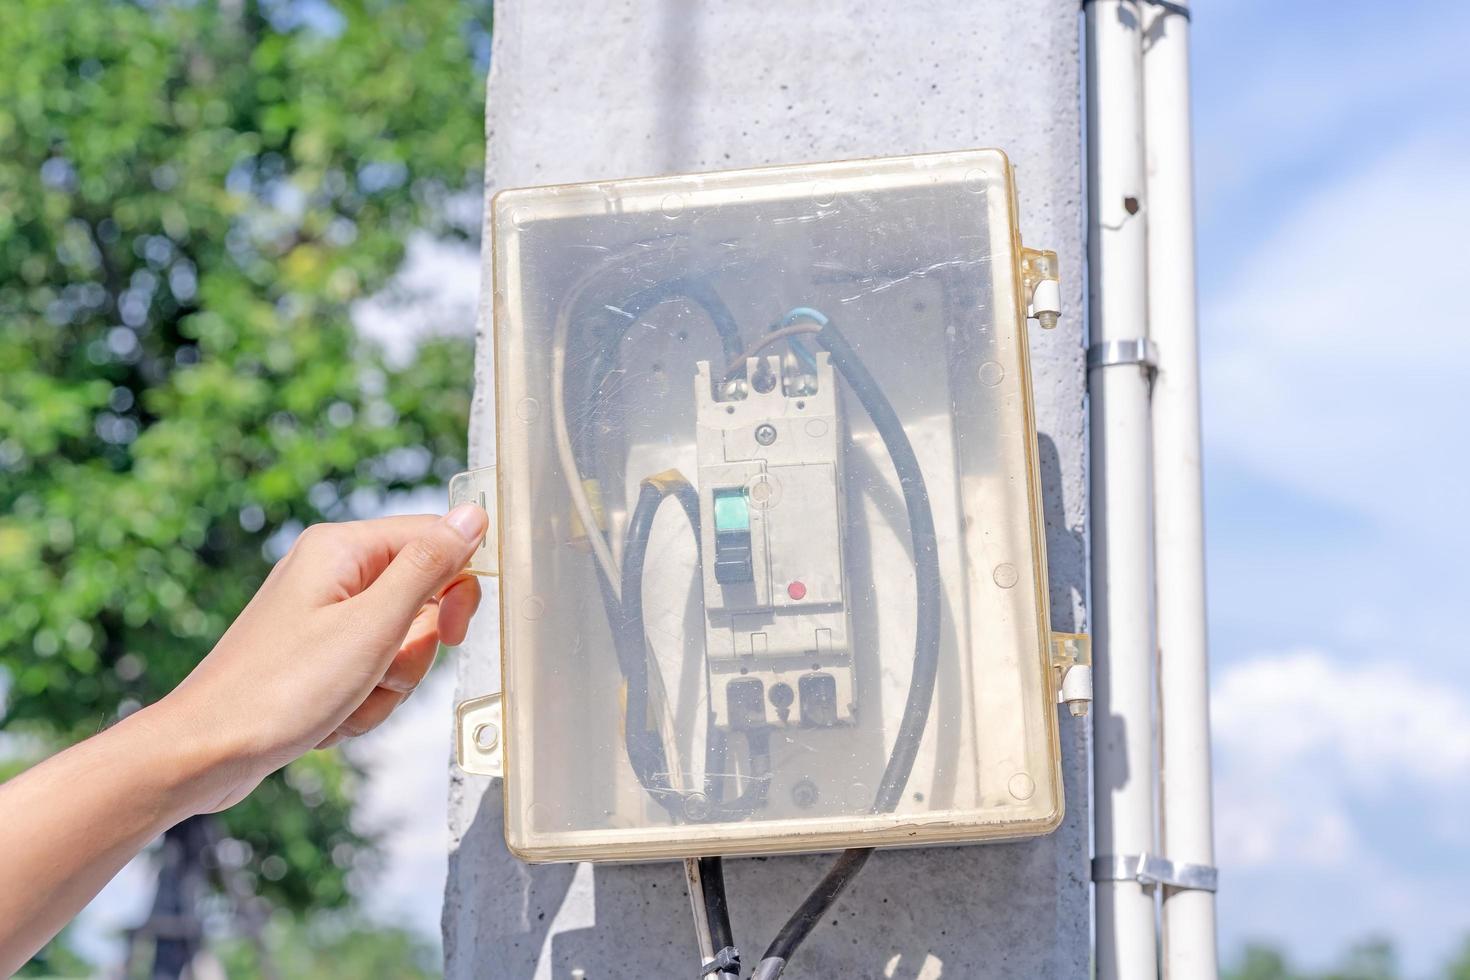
[787,581,807,600]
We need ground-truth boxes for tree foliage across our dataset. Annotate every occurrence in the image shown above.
[215,913,439,980]
[0,0,486,914]
[1222,936,1470,980]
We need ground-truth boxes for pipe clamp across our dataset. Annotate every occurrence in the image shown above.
[1092,853,1218,893]
[1087,338,1159,372]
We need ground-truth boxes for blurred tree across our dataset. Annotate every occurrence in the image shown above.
[215,913,437,979]
[1224,938,1404,980]
[1322,939,1399,980]
[1445,935,1470,980]
[1225,943,1304,980]
[14,926,93,978]
[0,0,487,971]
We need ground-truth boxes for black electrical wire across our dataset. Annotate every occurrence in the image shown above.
[603,310,942,977]
[698,856,736,957]
[563,270,773,821]
[617,476,773,823]
[563,269,748,820]
[618,477,748,969]
[754,848,873,976]
[815,319,942,813]
[751,316,943,978]
[560,269,941,977]
[599,477,704,820]
[570,275,744,472]
[619,477,699,758]
[597,565,681,817]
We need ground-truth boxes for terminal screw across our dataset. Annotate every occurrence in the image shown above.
[791,779,819,809]
[682,792,712,822]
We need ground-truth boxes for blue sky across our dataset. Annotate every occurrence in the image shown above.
[1193,0,1470,971]
[67,1,1470,973]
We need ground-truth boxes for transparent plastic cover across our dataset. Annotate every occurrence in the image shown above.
[487,149,1061,862]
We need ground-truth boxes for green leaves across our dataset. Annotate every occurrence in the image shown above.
[1224,938,1408,980]
[0,0,486,916]
[215,911,440,979]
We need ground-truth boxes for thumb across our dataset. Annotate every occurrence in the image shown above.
[358,504,488,636]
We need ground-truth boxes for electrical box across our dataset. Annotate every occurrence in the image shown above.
[455,148,1073,863]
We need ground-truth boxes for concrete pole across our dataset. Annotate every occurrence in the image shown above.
[446,3,1090,976]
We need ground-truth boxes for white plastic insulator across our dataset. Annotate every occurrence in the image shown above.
[1030,277,1061,321]
[1059,663,1093,717]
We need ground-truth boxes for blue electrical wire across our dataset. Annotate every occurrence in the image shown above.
[776,307,826,369]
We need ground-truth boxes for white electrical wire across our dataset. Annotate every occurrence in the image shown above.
[549,237,691,599]
[685,858,719,970]
[548,242,694,788]
[548,243,714,974]
[551,264,625,597]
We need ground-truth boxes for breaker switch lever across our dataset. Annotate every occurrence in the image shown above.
[712,488,754,584]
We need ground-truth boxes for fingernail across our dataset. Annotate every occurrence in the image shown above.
[445,503,488,543]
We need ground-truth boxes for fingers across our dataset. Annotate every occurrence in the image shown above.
[379,602,442,694]
[282,515,442,601]
[378,576,481,692]
[316,579,484,751]
[318,686,405,746]
[436,576,482,647]
[352,505,487,647]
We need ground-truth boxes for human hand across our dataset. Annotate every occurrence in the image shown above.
[154,505,488,815]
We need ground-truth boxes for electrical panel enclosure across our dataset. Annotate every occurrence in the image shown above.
[463,149,1066,863]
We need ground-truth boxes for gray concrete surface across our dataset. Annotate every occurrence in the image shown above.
[445,2,1090,976]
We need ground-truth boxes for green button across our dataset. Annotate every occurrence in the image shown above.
[713,488,750,532]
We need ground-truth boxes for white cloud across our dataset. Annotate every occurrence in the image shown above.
[1213,645,1470,872]
[1212,649,1470,969]
[352,233,480,367]
[1202,126,1470,550]
[1193,0,1470,224]
[1213,649,1470,798]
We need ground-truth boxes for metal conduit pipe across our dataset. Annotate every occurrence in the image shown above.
[1086,2,1160,978]
[1142,1,1221,975]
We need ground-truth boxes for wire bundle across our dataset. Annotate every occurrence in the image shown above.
[553,252,941,979]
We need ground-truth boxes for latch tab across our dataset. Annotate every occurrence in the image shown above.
[455,691,505,778]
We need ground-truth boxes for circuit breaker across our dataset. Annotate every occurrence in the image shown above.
[696,352,855,731]
[452,148,1077,864]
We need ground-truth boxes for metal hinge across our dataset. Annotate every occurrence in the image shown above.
[456,691,504,778]
[1022,247,1061,330]
[1049,632,1093,717]
[1092,853,1218,893]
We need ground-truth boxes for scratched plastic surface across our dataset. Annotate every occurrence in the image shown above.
[482,149,1062,862]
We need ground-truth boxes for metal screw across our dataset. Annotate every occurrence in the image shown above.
[791,779,819,809]
[751,360,778,394]
[682,792,712,822]
[755,423,777,446]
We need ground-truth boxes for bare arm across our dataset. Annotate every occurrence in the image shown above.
[0,505,488,974]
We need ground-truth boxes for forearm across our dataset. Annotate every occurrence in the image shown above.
[0,509,484,974]
[0,701,221,974]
